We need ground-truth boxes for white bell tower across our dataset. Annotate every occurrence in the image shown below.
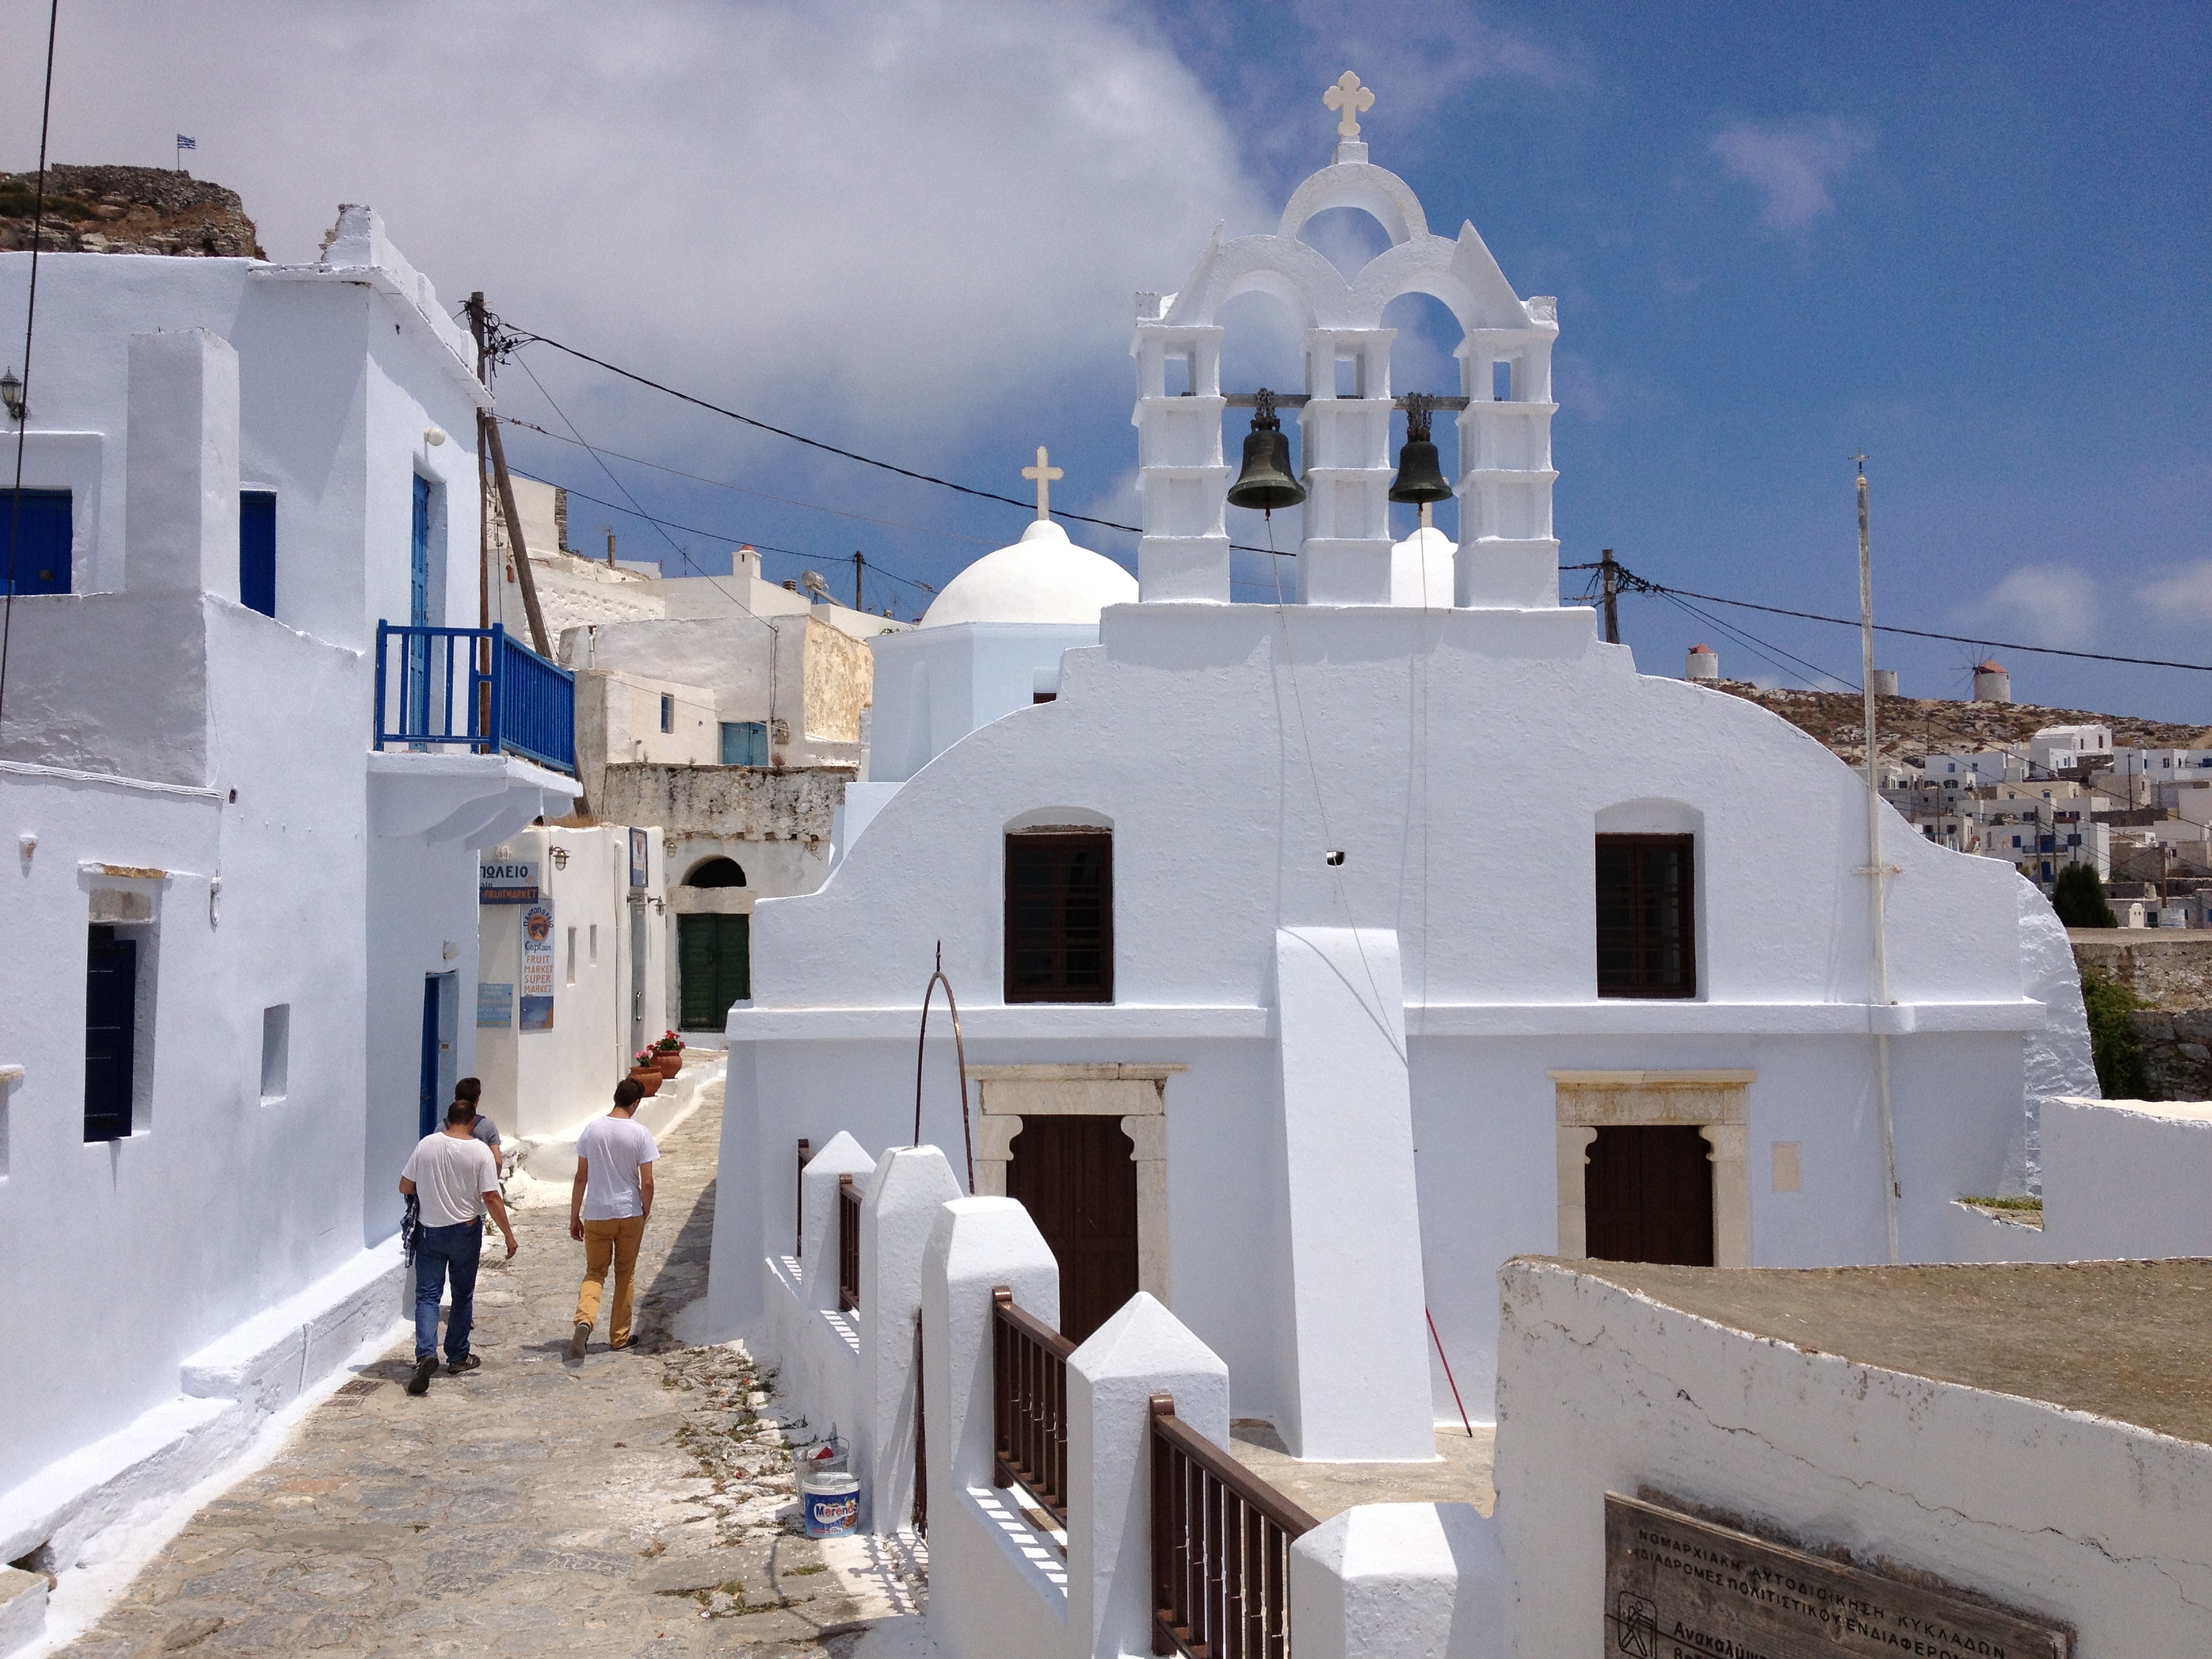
[1130,72,1561,609]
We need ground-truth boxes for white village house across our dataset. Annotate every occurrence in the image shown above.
[0,208,577,1585]
[704,79,2100,1490]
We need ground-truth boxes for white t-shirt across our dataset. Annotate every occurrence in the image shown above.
[577,1114,659,1221]
[403,1131,499,1229]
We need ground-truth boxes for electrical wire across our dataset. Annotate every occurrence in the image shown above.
[0,0,60,731]
[495,415,996,550]
[503,322,1301,556]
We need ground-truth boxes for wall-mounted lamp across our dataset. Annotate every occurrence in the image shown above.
[550,845,570,870]
[1,367,25,424]
[424,426,447,447]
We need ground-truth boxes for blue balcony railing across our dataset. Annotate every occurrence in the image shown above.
[373,621,577,775]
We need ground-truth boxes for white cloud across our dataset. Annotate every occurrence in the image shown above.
[1710,117,1875,231]
[2136,562,2212,623]
[1969,564,2101,649]
[0,1,1269,464]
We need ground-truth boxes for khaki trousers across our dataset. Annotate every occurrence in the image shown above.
[574,1215,648,1347]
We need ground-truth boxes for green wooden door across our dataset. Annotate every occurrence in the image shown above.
[678,913,751,1029]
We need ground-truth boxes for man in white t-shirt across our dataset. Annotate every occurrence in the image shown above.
[400,1100,520,1395]
[569,1077,659,1358]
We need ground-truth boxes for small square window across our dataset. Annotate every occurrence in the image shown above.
[260,1004,290,1103]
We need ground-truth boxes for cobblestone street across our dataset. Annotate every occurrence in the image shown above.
[55,1091,920,1658]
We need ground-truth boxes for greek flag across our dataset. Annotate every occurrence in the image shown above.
[176,134,197,150]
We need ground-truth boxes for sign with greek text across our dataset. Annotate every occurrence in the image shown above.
[479,857,539,905]
[628,827,650,891]
[476,982,513,1028]
[1604,1494,2068,1659]
[519,901,555,1031]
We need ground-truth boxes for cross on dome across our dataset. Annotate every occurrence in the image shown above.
[1324,71,1374,140]
[1022,445,1064,520]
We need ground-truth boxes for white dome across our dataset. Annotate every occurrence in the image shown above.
[920,520,1139,628]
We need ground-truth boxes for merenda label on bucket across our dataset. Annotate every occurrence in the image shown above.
[804,1475,860,1538]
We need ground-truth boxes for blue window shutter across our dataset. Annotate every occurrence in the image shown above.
[720,721,768,765]
[2,489,71,594]
[239,491,276,616]
[410,475,432,626]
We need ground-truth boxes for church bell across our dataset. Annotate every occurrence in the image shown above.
[1225,390,1307,513]
[1387,394,1454,507]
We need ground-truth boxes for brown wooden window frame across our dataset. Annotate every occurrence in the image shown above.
[1595,833,1697,999]
[1004,830,1114,1004]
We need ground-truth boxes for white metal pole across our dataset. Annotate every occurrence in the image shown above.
[1858,457,1900,1264]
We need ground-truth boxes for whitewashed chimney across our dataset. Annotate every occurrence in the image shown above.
[125,329,241,601]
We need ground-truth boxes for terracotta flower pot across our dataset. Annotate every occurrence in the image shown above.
[628,1067,663,1097]
[655,1050,683,1079]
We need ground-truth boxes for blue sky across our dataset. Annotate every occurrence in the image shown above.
[7,2,2208,719]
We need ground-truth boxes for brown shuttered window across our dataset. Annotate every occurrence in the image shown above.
[1595,834,1696,998]
[1004,832,1113,1003]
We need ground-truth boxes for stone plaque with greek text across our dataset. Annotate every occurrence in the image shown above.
[1604,1494,2069,1659]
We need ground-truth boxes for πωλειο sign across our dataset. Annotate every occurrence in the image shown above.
[476,983,513,1027]
[1603,1494,2069,1659]
[479,859,539,904]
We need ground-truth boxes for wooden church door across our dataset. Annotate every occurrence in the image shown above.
[1584,1125,1716,1266]
[1006,1115,1140,1345]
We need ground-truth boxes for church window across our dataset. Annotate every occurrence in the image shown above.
[1595,834,1695,998]
[1005,832,1113,1003]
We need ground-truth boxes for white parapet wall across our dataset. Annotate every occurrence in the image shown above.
[2041,1097,2212,1258]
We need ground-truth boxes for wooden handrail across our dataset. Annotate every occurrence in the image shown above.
[991,1286,1075,1528]
[837,1173,861,1313]
[1150,1391,1315,1659]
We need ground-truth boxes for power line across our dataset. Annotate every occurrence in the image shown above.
[1566,558,2212,675]
[0,0,61,731]
[501,321,1300,556]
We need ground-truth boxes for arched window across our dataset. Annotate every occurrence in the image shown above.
[685,857,747,888]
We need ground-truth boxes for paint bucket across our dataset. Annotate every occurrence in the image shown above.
[801,1471,860,1538]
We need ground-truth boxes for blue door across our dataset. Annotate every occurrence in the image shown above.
[418,973,442,1139]
[405,476,433,735]
[239,490,276,617]
[2,489,71,594]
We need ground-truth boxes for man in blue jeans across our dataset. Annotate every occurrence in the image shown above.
[400,1099,520,1395]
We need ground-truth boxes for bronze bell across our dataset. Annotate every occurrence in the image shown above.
[1388,394,1453,506]
[1226,389,1307,513]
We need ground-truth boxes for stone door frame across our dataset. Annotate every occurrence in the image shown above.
[1551,1069,1754,1268]
[968,1063,1183,1307]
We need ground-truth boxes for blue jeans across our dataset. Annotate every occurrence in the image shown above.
[413,1220,483,1361]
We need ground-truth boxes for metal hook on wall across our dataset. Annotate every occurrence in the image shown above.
[912,939,975,1191]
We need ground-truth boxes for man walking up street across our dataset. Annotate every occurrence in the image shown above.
[401,1100,520,1395]
[571,1078,659,1358]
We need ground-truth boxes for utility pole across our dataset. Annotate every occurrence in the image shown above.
[1599,548,1620,644]
[469,293,490,632]
[853,549,865,614]
[464,292,552,660]
[1856,453,1901,1265]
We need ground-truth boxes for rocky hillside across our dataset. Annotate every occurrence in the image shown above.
[0,165,262,258]
[1710,682,2211,768]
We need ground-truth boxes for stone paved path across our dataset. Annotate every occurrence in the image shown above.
[58,1088,918,1658]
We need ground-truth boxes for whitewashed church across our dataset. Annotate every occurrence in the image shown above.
[705,85,2093,1455]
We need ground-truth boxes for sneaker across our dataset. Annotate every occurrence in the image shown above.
[569,1322,590,1359]
[446,1353,482,1376]
[406,1353,437,1396]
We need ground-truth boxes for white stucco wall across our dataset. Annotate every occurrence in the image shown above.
[1494,1261,2212,1654]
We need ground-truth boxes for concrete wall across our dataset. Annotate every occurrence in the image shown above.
[1494,1261,2212,1654]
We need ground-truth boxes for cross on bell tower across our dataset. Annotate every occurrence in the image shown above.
[1023,446,1064,520]
[1324,71,1374,163]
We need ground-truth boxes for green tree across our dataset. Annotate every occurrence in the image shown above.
[2078,963,2147,1099]
[2051,864,2118,928]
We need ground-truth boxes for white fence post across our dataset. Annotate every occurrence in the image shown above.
[1288,1502,1511,1659]
[1066,1292,1229,1659]
[859,1145,962,1533]
[798,1130,875,1312]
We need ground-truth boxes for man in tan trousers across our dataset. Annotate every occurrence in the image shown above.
[569,1077,659,1357]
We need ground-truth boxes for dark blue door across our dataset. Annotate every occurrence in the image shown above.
[405,476,433,735]
[239,490,276,617]
[2,489,71,594]
[85,926,137,1143]
[418,973,441,1140]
